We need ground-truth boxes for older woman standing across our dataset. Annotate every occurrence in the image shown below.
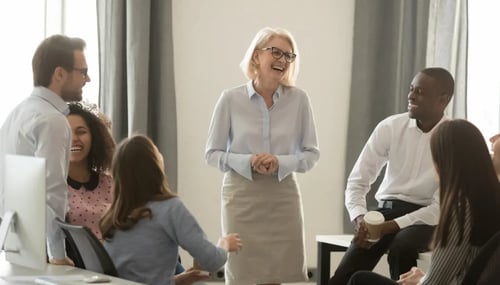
[205,27,320,285]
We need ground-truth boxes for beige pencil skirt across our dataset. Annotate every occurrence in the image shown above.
[221,171,308,285]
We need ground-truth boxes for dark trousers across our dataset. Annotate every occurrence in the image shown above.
[347,271,398,285]
[328,200,435,285]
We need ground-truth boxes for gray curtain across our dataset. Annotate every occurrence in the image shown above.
[426,0,468,119]
[96,0,178,191]
[343,0,430,232]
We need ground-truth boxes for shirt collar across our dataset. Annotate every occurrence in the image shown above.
[245,80,282,100]
[408,114,449,132]
[408,117,418,129]
[31,86,70,115]
[67,171,99,191]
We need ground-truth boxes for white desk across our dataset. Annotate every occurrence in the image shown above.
[316,235,352,285]
[0,253,143,285]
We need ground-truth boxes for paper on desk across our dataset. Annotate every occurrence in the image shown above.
[2,274,85,282]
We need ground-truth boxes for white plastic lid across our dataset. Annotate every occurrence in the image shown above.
[364,211,385,225]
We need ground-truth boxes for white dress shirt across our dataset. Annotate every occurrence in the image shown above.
[205,81,320,181]
[345,113,446,228]
[0,86,71,259]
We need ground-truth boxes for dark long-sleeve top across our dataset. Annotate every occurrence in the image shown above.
[421,205,480,285]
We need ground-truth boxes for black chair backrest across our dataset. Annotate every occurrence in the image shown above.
[55,218,118,277]
[462,230,500,284]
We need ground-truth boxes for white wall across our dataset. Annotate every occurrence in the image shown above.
[172,0,355,277]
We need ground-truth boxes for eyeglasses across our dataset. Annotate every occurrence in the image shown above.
[260,47,296,63]
[72,67,89,78]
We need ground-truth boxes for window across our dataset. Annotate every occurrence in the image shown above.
[0,0,99,125]
[467,1,500,147]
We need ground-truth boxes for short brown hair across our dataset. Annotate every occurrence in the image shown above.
[32,34,86,87]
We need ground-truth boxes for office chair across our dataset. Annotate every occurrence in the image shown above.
[55,218,118,277]
[462,230,500,285]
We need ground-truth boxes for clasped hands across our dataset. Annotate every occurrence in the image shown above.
[251,153,278,175]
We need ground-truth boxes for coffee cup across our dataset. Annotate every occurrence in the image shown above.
[363,211,385,242]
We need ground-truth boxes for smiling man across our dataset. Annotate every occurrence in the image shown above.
[0,35,90,266]
[329,68,454,285]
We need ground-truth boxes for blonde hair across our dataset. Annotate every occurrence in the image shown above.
[239,27,300,86]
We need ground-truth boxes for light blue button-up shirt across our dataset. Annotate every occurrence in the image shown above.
[0,86,71,259]
[205,81,320,181]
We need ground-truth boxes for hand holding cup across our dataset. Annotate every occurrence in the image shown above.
[363,211,385,242]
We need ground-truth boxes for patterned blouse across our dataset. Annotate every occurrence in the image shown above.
[421,204,481,285]
[67,172,113,242]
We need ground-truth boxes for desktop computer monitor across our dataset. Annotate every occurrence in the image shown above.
[0,154,47,270]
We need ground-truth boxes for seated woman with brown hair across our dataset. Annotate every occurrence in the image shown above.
[67,103,208,285]
[101,134,242,285]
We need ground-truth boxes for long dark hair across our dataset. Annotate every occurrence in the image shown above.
[100,135,176,239]
[430,119,500,247]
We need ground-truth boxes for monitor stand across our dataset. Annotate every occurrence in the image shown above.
[0,211,18,253]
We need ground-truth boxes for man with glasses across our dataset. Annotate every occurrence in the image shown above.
[0,34,90,265]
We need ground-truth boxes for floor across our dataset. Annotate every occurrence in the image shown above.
[201,252,392,284]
